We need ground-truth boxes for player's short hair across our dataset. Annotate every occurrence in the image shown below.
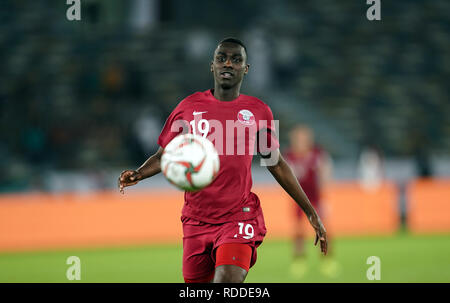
[218,37,248,59]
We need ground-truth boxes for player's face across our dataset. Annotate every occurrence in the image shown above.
[211,43,249,89]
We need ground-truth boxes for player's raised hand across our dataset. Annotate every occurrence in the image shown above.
[118,170,142,194]
[310,215,328,255]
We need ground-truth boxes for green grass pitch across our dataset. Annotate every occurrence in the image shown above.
[1,233,449,283]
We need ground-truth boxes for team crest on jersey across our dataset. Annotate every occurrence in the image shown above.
[237,109,255,125]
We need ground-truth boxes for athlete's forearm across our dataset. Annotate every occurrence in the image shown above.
[136,147,163,180]
[267,152,319,220]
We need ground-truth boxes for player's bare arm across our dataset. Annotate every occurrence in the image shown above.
[264,148,328,255]
[118,147,163,194]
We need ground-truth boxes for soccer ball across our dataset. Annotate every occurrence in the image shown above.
[161,134,220,192]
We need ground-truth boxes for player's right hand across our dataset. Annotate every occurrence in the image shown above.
[118,170,142,194]
[309,215,328,256]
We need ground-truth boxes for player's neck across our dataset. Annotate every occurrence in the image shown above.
[213,84,241,101]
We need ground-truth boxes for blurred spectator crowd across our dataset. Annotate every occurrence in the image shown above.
[0,0,448,191]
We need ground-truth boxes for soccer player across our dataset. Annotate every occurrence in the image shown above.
[284,125,338,278]
[118,38,327,283]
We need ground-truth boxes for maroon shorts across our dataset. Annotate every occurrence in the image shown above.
[181,211,267,280]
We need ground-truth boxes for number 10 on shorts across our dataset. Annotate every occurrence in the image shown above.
[236,222,254,239]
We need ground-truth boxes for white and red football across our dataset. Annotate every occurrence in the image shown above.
[160,134,220,192]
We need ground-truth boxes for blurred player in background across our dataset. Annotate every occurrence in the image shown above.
[284,125,339,278]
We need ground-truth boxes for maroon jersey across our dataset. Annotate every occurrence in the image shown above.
[158,89,279,224]
[284,147,323,204]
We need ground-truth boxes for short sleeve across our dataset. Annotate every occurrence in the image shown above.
[157,102,189,148]
[257,105,280,156]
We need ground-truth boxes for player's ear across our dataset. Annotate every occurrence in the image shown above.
[210,61,214,73]
[244,64,249,75]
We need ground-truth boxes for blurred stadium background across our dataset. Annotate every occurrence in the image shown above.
[0,0,449,282]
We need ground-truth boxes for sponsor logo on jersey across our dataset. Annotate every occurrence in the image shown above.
[237,109,255,125]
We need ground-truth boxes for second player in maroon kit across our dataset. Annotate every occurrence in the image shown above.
[284,125,337,278]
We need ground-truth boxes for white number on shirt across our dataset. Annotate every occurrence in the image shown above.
[189,119,210,138]
[238,222,254,239]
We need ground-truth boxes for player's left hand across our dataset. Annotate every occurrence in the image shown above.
[309,215,328,255]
